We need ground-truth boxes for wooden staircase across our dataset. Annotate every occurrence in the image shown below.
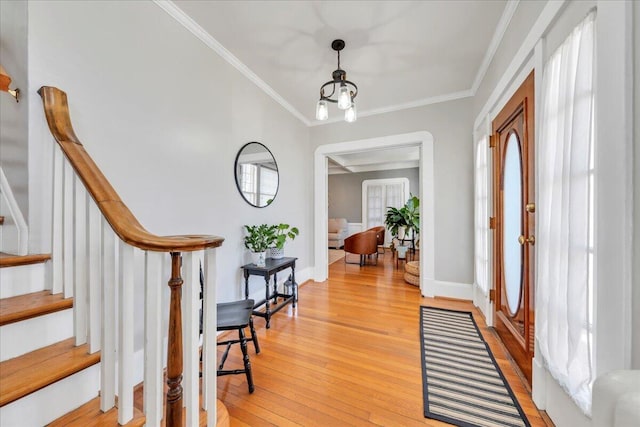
[0,252,228,425]
[0,221,229,426]
[0,86,229,425]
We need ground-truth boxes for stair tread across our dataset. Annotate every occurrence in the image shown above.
[0,290,73,326]
[0,338,100,407]
[48,396,145,427]
[0,253,51,268]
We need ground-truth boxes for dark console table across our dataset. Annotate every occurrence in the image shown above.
[240,257,298,328]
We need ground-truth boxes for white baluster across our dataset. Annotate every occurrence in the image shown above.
[74,180,88,345]
[100,219,116,411]
[118,242,134,424]
[62,160,74,298]
[144,251,163,426]
[182,251,201,426]
[51,148,64,294]
[87,201,102,353]
[202,248,217,425]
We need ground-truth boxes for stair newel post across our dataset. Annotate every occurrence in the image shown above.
[166,252,184,427]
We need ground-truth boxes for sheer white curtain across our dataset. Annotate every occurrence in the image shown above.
[474,137,489,293]
[537,11,595,415]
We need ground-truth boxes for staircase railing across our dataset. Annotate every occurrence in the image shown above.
[38,86,223,426]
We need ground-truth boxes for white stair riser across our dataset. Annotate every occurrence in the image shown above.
[0,364,100,427]
[0,309,73,362]
[0,262,48,299]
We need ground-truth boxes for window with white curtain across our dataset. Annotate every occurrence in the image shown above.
[537,10,595,415]
[362,178,409,245]
[474,137,489,293]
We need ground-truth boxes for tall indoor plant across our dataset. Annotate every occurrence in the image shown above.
[384,195,420,246]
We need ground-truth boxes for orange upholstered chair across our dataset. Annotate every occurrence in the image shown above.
[344,229,378,266]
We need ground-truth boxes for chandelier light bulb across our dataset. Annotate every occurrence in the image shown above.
[344,102,357,123]
[337,85,351,110]
[316,99,329,120]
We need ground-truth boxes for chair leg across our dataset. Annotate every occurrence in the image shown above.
[249,317,261,354]
[239,328,255,393]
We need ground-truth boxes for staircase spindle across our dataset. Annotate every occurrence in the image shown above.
[166,252,184,427]
[62,160,74,298]
[182,251,201,426]
[100,219,117,411]
[202,248,218,425]
[73,180,88,346]
[144,251,164,426]
[118,241,135,424]
[51,147,64,294]
[87,201,102,353]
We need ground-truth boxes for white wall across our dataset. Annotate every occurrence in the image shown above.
[0,0,29,220]
[27,0,312,334]
[311,98,474,285]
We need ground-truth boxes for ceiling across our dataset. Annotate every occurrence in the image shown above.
[169,0,511,172]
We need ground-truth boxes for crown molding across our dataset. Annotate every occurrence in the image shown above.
[470,0,520,94]
[308,89,474,127]
[153,0,311,126]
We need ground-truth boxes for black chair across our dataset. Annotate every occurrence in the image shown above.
[216,299,260,393]
[200,266,260,394]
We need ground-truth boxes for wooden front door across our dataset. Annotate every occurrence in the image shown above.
[492,71,535,384]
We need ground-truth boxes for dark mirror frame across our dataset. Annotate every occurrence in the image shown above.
[234,142,279,208]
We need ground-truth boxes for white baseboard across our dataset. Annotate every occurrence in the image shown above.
[537,365,590,427]
[425,279,473,300]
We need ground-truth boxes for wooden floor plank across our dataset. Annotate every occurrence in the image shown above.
[216,253,552,426]
[0,290,73,326]
[0,338,100,407]
[48,395,146,426]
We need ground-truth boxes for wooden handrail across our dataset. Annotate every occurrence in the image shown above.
[38,86,224,252]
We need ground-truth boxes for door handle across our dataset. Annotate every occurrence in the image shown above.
[518,235,535,246]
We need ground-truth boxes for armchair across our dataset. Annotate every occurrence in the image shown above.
[328,218,348,248]
[344,229,378,266]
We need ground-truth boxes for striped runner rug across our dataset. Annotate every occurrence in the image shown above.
[420,306,530,427]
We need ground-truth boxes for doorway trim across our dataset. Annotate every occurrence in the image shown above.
[313,131,435,297]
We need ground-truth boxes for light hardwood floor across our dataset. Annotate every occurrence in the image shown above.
[217,252,550,426]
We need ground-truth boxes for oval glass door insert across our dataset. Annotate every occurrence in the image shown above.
[503,132,523,315]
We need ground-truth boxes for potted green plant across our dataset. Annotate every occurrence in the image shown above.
[384,195,420,249]
[244,224,275,266]
[268,223,299,259]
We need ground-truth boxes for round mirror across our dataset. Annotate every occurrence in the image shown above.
[234,142,279,208]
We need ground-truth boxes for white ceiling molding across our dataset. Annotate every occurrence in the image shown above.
[153,0,311,126]
[470,0,520,94]
[308,89,474,127]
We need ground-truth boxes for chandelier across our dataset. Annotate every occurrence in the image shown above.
[315,39,358,123]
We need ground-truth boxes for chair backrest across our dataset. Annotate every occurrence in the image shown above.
[368,226,386,246]
[344,229,378,255]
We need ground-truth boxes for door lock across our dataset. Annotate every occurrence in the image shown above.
[518,235,535,246]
